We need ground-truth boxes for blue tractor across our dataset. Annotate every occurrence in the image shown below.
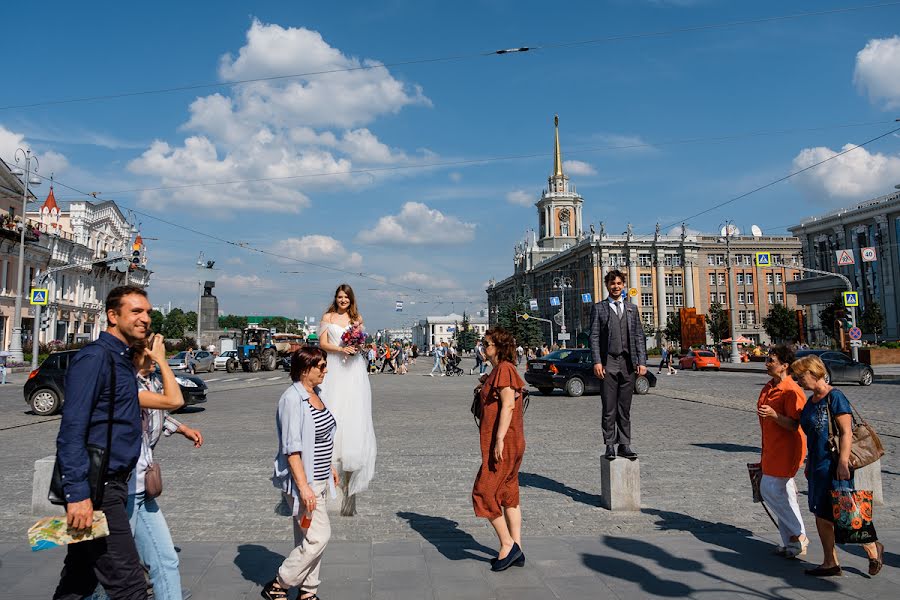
[237,326,278,372]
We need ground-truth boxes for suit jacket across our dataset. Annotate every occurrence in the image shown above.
[589,298,648,367]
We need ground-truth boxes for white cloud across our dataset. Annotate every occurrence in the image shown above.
[854,36,900,109]
[396,271,458,290]
[505,189,533,206]
[127,19,433,213]
[272,235,362,268]
[218,273,277,292]
[0,125,70,176]
[449,172,462,183]
[667,225,700,237]
[563,160,597,176]
[357,201,476,244]
[792,144,900,201]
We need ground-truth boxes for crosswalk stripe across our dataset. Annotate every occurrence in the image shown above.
[220,377,239,382]
[246,378,259,382]
[267,376,281,380]
[206,378,220,383]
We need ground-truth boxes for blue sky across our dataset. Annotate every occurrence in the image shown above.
[2,1,899,329]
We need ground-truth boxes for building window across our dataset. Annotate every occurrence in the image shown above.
[793,272,801,281]
[664,274,673,286]
[738,292,745,304]
[641,292,654,306]
[766,273,773,284]
[709,292,717,305]
[719,292,727,304]
[736,273,744,285]
[665,293,674,306]
[743,254,753,266]
[665,255,682,267]
[717,274,725,285]
[747,292,755,303]
[674,293,684,307]
[739,310,747,326]
[674,274,683,286]
[746,273,753,285]
[776,292,784,303]
[561,222,569,236]
[639,254,652,267]
[641,312,654,327]
[774,273,782,285]
[640,273,652,287]
[767,292,774,304]
[709,273,716,286]
[708,255,716,266]
[716,255,725,265]
[748,310,757,325]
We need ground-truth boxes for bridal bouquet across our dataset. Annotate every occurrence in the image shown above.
[341,323,367,352]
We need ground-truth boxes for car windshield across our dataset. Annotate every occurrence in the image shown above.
[544,350,578,361]
[172,352,186,359]
[696,351,715,357]
[223,351,236,357]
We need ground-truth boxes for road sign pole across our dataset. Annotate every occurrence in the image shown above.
[31,303,41,370]
[849,305,858,362]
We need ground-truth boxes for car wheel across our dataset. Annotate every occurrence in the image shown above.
[565,378,585,397]
[249,357,261,372]
[635,375,651,395]
[226,359,237,373]
[860,368,873,386]
[208,362,215,373]
[31,389,61,416]
[692,362,698,371]
[537,386,554,396]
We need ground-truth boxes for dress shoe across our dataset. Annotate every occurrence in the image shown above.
[617,445,638,459]
[490,554,525,568]
[604,445,616,460]
[804,565,842,577]
[491,543,523,572]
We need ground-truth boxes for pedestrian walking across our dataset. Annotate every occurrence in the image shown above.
[471,340,484,375]
[264,346,340,600]
[657,346,668,374]
[665,346,677,375]
[791,355,885,577]
[185,346,195,374]
[756,345,808,559]
[380,345,395,373]
[411,344,418,365]
[53,286,152,600]
[516,345,524,366]
[0,352,7,384]
[429,343,444,377]
[472,327,527,572]
[589,269,647,460]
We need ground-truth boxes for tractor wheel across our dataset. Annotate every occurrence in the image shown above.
[226,359,237,373]
[249,357,261,372]
[262,350,277,371]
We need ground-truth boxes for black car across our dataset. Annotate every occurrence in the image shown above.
[524,348,657,397]
[24,350,208,416]
[795,349,874,386]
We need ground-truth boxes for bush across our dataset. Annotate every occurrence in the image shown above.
[879,341,900,349]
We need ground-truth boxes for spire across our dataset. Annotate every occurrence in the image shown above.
[553,114,563,177]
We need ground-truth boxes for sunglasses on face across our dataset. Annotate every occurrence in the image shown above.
[314,362,327,370]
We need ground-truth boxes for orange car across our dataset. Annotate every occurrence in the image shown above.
[678,349,721,371]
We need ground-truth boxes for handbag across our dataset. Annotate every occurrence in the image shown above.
[825,394,885,470]
[471,374,530,427]
[48,352,116,506]
[746,462,778,528]
[830,480,878,544]
[144,461,163,499]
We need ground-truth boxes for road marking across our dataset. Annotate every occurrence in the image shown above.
[220,377,239,382]
[246,377,260,382]
[206,378,221,383]
[267,376,281,380]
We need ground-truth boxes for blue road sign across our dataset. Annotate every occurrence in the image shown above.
[550,296,561,306]
[30,289,48,305]
[755,252,771,267]
[581,293,592,303]
[842,291,859,307]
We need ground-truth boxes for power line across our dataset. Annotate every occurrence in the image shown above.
[2,2,898,111]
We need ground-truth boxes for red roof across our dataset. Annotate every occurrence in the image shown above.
[41,187,59,213]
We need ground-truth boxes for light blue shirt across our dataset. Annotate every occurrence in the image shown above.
[272,383,337,515]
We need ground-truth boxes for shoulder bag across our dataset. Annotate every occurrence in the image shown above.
[471,375,530,427]
[825,393,885,470]
[48,352,117,506]
[142,410,163,499]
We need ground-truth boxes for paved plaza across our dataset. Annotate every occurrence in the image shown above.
[1,359,898,598]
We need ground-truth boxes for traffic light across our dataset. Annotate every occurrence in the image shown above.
[40,310,50,331]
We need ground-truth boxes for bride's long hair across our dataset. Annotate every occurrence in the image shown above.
[327,283,361,322]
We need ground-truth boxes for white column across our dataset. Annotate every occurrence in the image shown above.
[684,252,695,308]
[628,251,639,306]
[1,259,7,294]
[656,252,667,333]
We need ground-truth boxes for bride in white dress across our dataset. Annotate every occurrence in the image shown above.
[318,284,377,515]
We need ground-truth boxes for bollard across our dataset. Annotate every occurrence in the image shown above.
[601,457,641,511]
[32,456,64,516]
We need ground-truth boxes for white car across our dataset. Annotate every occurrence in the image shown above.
[214,350,238,371]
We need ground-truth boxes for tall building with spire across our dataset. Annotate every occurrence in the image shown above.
[536,115,584,250]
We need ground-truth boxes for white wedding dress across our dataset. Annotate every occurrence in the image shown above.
[319,322,377,498]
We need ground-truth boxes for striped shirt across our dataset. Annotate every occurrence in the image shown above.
[311,404,336,481]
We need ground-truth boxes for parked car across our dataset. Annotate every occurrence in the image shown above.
[678,350,721,371]
[24,350,208,416]
[795,349,874,386]
[167,350,215,372]
[214,350,238,372]
[524,348,657,397]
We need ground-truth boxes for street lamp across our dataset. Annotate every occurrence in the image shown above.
[717,222,741,364]
[8,149,41,361]
[553,275,573,348]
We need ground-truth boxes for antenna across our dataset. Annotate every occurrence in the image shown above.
[751,224,763,237]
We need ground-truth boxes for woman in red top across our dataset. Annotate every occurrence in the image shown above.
[472,327,527,572]
[757,345,808,558]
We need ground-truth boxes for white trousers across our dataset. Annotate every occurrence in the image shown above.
[760,474,806,546]
[277,481,331,593]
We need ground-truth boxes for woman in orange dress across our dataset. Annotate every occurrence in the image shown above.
[472,327,527,572]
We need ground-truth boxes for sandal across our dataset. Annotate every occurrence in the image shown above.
[261,580,288,600]
[869,541,884,576]
[784,538,809,559]
[299,594,320,600]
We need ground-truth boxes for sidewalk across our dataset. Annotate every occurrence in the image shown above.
[717,361,900,381]
[4,528,898,599]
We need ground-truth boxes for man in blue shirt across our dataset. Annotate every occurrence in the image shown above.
[54,285,152,600]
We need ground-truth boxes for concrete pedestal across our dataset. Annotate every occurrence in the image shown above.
[854,459,884,506]
[32,456,64,516]
[600,457,641,511]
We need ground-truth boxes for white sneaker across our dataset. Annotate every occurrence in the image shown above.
[429,373,434,377]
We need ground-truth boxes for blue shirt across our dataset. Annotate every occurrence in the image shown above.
[55,332,141,503]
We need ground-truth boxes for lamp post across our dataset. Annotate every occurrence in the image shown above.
[8,149,41,361]
[553,275,573,348]
[718,222,741,364]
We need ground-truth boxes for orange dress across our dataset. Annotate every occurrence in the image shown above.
[472,361,526,519]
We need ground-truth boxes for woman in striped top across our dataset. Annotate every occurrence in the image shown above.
[265,346,339,600]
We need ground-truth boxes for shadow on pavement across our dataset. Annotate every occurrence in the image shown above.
[519,472,602,506]
[691,442,762,453]
[175,406,206,414]
[396,512,493,562]
[234,544,285,586]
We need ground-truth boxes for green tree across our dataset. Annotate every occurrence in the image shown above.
[706,302,730,344]
[149,309,165,334]
[662,311,682,346]
[161,308,188,339]
[861,301,885,339]
[259,316,298,333]
[817,294,843,341]
[453,313,479,352]
[763,303,799,343]
[496,295,544,347]
[184,311,197,333]
[219,314,248,330]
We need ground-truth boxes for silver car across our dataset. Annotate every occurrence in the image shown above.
[167,350,215,373]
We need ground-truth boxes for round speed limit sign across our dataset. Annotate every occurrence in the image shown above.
[862,247,877,262]
[628,287,638,298]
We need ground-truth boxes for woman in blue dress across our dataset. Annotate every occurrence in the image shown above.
[792,355,884,577]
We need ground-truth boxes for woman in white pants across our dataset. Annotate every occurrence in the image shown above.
[264,346,339,600]
[756,345,809,558]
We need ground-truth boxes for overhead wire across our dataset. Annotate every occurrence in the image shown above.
[2,2,899,111]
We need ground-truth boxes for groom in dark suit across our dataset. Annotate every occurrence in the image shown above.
[589,269,648,460]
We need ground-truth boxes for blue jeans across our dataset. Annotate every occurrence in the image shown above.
[90,492,182,600]
[430,358,443,374]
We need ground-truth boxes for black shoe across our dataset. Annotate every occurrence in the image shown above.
[804,565,842,577]
[490,554,525,567]
[604,445,616,460]
[491,543,523,572]
[617,445,638,459]
[260,579,289,600]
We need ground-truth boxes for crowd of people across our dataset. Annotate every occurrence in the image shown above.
[49,276,886,600]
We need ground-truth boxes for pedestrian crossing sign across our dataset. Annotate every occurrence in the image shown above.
[843,291,859,307]
[581,293,592,304]
[755,252,771,267]
[550,296,561,306]
[30,288,48,305]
